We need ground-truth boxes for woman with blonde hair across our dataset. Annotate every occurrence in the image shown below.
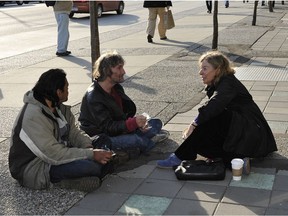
[157,51,277,169]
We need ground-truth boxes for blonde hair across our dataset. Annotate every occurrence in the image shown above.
[199,51,235,85]
[92,50,125,81]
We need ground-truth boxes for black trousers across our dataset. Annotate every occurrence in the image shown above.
[175,110,245,167]
[206,1,212,12]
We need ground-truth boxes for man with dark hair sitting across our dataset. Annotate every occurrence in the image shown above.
[9,68,113,192]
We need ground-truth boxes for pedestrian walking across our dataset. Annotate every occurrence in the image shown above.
[143,1,173,43]
[225,0,229,8]
[53,0,73,56]
[206,0,212,13]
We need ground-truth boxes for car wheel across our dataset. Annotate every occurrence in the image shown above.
[69,12,74,18]
[116,1,124,15]
[16,1,24,5]
[0,2,5,6]
[97,4,103,18]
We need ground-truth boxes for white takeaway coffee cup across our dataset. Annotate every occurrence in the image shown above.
[231,158,244,181]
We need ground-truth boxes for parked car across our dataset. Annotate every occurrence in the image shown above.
[69,0,124,18]
[0,1,24,6]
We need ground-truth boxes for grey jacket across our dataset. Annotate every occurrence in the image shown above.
[9,91,93,189]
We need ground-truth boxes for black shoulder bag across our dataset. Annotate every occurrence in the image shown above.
[174,159,226,181]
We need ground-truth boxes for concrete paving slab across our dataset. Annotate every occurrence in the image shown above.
[267,101,288,108]
[168,115,193,124]
[118,194,172,215]
[264,113,288,122]
[176,182,226,202]
[148,166,179,181]
[265,207,288,215]
[269,190,288,210]
[65,206,112,215]
[236,67,288,81]
[255,101,268,112]
[277,170,288,176]
[272,175,288,191]
[229,173,275,190]
[117,164,155,179]
[164,199,217,215]
[163,123,189,132]
[0,84,35,107]
[265,107,288,115]
[134,178,183,198]
[222,187,271,207]
[215,203,266,215]
[99,175,144,194]
[72,191,129,212]
[267,121,288,134]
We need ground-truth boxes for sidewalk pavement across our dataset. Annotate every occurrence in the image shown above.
[65,6,288,216]
[1,2,288,215]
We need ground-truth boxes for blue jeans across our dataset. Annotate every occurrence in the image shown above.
[49,159,102,183]
[54,12,69,53]
[109,118,162,152]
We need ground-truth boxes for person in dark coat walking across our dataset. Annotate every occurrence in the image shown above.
[157,51,277,169]
[143,1,172,43]
[206,0,212,13]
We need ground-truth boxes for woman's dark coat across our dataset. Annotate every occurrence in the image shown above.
[143,1,172,8]
[197,74,277,157]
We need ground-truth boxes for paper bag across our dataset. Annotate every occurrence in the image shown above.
[164,9,175,30]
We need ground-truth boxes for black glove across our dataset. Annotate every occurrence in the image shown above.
[92,134,112,150]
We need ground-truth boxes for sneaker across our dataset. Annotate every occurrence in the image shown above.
[243,157,250,175]
[160,36,167,40]
[157,153,182,168]
[54,176,101,192]
[151,129,170,143]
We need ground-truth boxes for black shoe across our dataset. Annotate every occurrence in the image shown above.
[147,35,153,43]
[100,161,115,180]
[160,36,167,40]
[54,176,101,192]
[56,51,71,56]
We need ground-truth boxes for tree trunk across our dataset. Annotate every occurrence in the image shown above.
[252,1,258,26]
[89,1,100,81]
[212,0,218,50]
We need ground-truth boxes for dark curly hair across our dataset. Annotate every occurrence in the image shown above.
[32,68,67,107]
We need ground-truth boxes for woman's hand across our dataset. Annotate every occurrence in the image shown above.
[182,124,196,140]
[93,149,113,164]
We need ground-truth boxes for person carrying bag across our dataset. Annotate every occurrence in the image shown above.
[164,8,175,30]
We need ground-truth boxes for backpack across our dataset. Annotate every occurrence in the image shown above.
[45,1,56,7]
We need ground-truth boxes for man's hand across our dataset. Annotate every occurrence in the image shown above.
[135,115,148,128]
[93,149,113,164]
